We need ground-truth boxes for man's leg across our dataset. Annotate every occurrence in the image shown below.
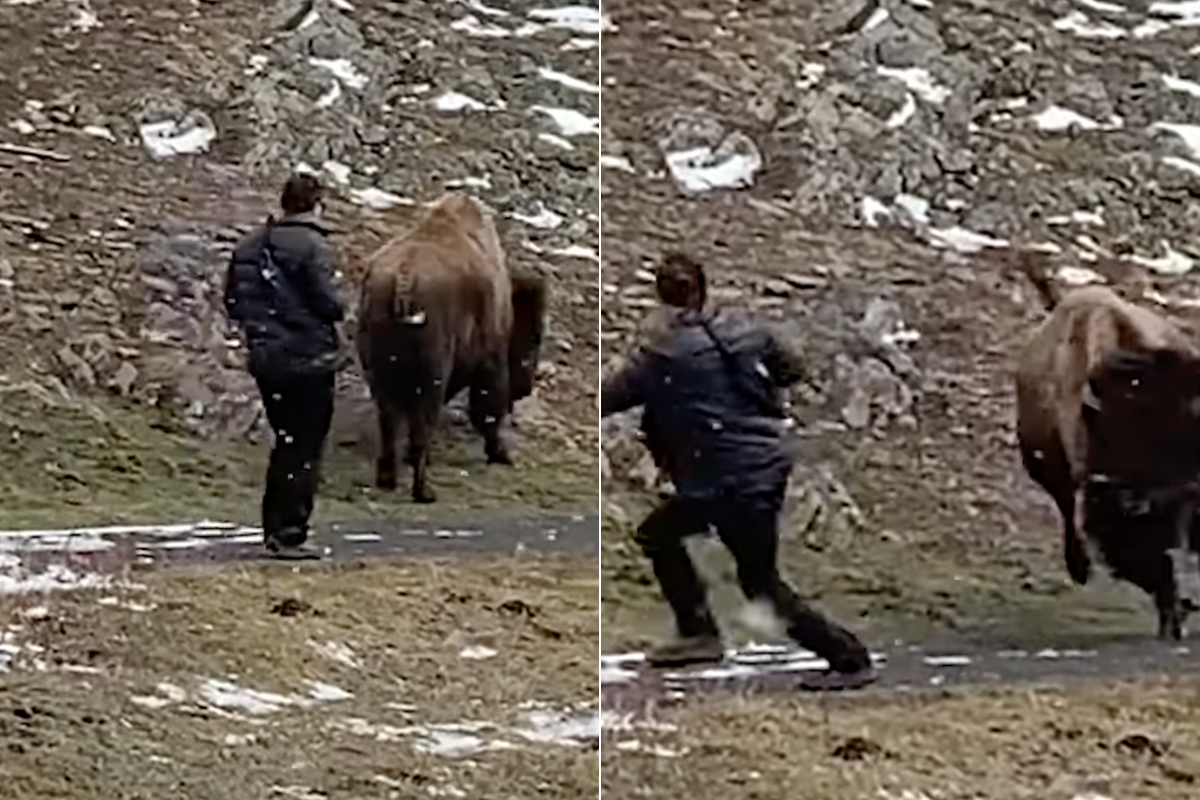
[715,492,876,689]
[255,375,291,547]
[635,496,723,666]
[255,374,311,550]
[292,371,336,533]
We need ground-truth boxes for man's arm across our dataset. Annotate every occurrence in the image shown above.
[760,326,806,387]
[299,237,346,324]
[600,349,657,417]
[223,259,244,323]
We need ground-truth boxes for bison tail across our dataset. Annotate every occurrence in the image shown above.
[390,269,427,326]
[1014,248,1061,312]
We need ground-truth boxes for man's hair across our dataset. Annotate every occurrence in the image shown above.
[281,172,323,215]
[655,251,707,308]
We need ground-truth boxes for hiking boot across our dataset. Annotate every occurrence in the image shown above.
[645,634,725,668]
[265,525,305,548]
[267,541,323,561]
[798,665,879,692]
[265,527,319,559]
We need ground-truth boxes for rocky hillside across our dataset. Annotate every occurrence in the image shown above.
[0,0,601,525]
[600,0,1200,644]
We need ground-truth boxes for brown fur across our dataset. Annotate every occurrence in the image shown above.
[1014,250,1199,625]
[355,192,519,503]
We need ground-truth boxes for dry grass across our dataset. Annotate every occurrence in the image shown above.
[0,554,599,799]
[602,678,1200,800]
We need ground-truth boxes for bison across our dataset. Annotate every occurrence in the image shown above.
[355,192,548,503]
[1014,252,1200,638]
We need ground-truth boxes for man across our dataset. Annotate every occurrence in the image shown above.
[601,252,877,691]
[224,172,345,559]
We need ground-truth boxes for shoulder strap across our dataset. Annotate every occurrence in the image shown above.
[696,315,783,419]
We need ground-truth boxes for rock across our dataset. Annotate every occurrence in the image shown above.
[763,279,793,297]
[56,344,96,388]
[785,465,868,552]
[109,361,138,396]
[782,273,830,289]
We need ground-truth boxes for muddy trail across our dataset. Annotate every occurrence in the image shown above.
[0,508,598,589]
[602,635,1200,716]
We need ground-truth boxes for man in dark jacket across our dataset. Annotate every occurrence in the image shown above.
[602,252,877,691]
[224,172,345,558]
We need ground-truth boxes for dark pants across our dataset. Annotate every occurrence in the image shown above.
[636,487,872,673]
[254,371,336,546]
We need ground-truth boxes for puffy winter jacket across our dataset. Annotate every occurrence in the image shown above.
[224,213,345,380]
[602,307,805,499]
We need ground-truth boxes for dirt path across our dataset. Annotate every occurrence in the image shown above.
[0,509,598,587]
[602,635,1200,715]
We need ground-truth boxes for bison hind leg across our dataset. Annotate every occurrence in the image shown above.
[1157,581,1185,641]
[469,358,512,466]
[407,390,442,504]
[373,399,400,491]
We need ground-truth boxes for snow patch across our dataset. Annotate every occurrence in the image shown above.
[549,244,599,262]
[928,226,1009,253]
[305,681,353,702]
[1053,12,1128,38]
[876,67,951,105]
[886,93,917,128]
[1033,105,1121,131]
[1163,155,1200,177]
[458,0,509,16]
[450,15,511,37]
[198,679,299,715]
[0,555,115,595]
[510,202,565,229]
[1150,1,1200,26]
[530,105,599,136]
[601,154,635,172]
[537,132,575,150]
[894,193,931,225]
[923,655,972,667]
[664,135,763,195]
[348,187,413,210]
[308,57,369,90]
[861,196,893,227]
[1163,74,1200,98]
[863,7,890,31]
[310,640,363,669]
[71,1,101,31]
[1154,122,1200,158]
[459,645,498,660]
[1132,241,1195,275]
[341,532,382,542]
[538,66,599,94]
[527,5,613,35]
[433,91,493,112]
[322,160,352,185]
[82,125,115,141]
[512,708,600,746]
[139,112,217,158]
[1058,266,1105,285]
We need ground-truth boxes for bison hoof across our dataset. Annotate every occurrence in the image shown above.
[487,448,513,466]
[1159,622,1183,641]
[413,486,437,504]
[375,471,398,491]
[1066,553,1091,586]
